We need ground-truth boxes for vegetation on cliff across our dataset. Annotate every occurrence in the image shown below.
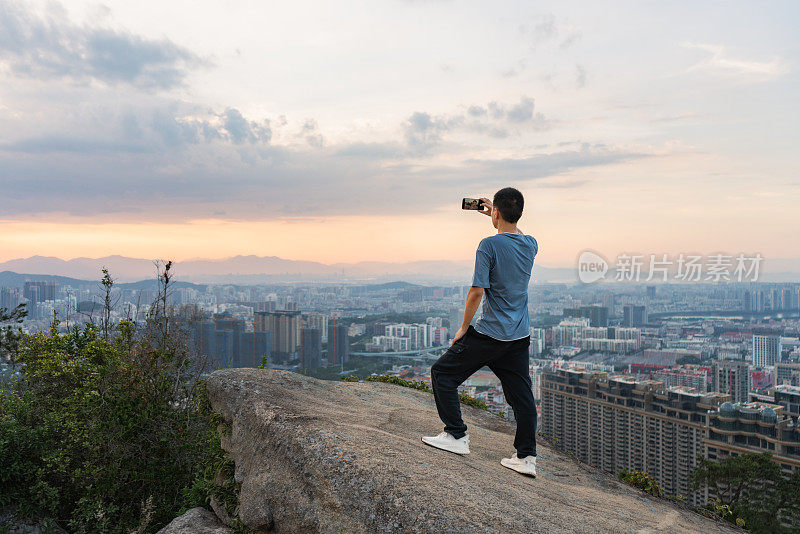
[344,373,490,412]
[0,263,228,533]
[692,452,800,532]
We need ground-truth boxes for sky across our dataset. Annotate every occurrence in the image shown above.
[0,0,798,267]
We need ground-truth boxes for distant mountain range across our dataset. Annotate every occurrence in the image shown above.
[0,254,576,285]
[0,270,207,292]
[0,254,797,286]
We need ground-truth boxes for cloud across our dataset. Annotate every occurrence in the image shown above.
[0,131,650,222]
[333,142,405,159]
[506,97,535,123]
[223,108,272,144]
[649,113,700,124]
[467,105,487,118]
[525,15,557,45]
[403,96,549,151]
[300,119,324,148]
[464,144,650,179]
[559,32,581,49]
[682,42,790,81]
[0,0,208,90]
[575,65,587,89]
[518,14,581,50]
[505,15,581,78]
[0,136,151,154]
[1,101,274,154]
[403,111,462,150]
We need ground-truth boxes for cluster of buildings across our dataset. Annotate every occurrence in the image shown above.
[1,281,58,320]
[744,287,800,312]
[252,310,349,368]
[4,273,800,521]
[171,309,349,370]
[550,317,641,353]
[366,318,449,352]
[540,367,800,516]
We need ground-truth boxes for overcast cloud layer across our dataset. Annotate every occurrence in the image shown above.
[0,0,798,236]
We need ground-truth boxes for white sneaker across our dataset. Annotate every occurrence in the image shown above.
[501,452,537,477]
[421,431,470,455]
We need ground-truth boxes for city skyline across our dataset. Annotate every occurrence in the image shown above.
[1,1,798,265]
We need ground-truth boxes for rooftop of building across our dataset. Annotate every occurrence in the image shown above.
[546,367,732,405]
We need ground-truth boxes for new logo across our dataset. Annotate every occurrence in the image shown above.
[577,250,608,283]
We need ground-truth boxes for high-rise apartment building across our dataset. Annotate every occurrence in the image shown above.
[327,322,349,365]
[22,281,57,319]
[622,305,648,327]
[776,363,800,387]
[744,290,765,312]
[529,328,545,356]
[773,384,800,417]
[303,313,329,341]
[550,318,590,348]
[448,307,463,333]
[600,293,615,315]
[752,335,782,367]
[191,317,269,369]
[610,327,642,341]
[706,391,800,526]
[254,310,301,362]
[301,328,322,370]
[214,313,244,364]
[653,367,708,392]
[214,329,235,368]
[239,331,270,368]
[563,306,609,327]
[552,323,642,353]
[385,324,429,349]
[0,287,20,312]
[712,360,750,404]
[540,369,727,505]
[781,288,796,310]
[23,281,57,302]
[383,324,425,348]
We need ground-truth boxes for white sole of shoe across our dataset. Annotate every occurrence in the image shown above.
[500,459,536,477]
[420,436,470,455]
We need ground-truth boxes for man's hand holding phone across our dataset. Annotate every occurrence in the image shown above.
[478,197,493,217]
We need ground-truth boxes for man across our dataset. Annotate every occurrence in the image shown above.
[421,187,539,477]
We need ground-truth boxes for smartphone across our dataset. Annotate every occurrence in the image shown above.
[462,198,484,210]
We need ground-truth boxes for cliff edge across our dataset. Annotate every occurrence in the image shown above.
[195,368,738,533]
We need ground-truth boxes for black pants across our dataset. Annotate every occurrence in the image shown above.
[430,324,537,458]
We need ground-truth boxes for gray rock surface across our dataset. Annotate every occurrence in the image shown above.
[0,508,67,534]
[205,368,739,534]
[156,507,233,534]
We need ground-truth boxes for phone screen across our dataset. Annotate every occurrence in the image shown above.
[462,198,483,210]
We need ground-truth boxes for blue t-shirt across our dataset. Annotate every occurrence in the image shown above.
[471,232,538,341]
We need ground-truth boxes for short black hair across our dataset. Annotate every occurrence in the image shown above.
[493,187,524,223]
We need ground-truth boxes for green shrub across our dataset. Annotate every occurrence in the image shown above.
[364,373,432,392]
[691,452,800,532]
[0,265,232,533]
[618,468,663,498]
[359,374,490,412]
[459,391,489,411]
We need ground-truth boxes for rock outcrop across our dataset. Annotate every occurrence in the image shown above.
[203,368,739,533]
[156,507,232,534]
